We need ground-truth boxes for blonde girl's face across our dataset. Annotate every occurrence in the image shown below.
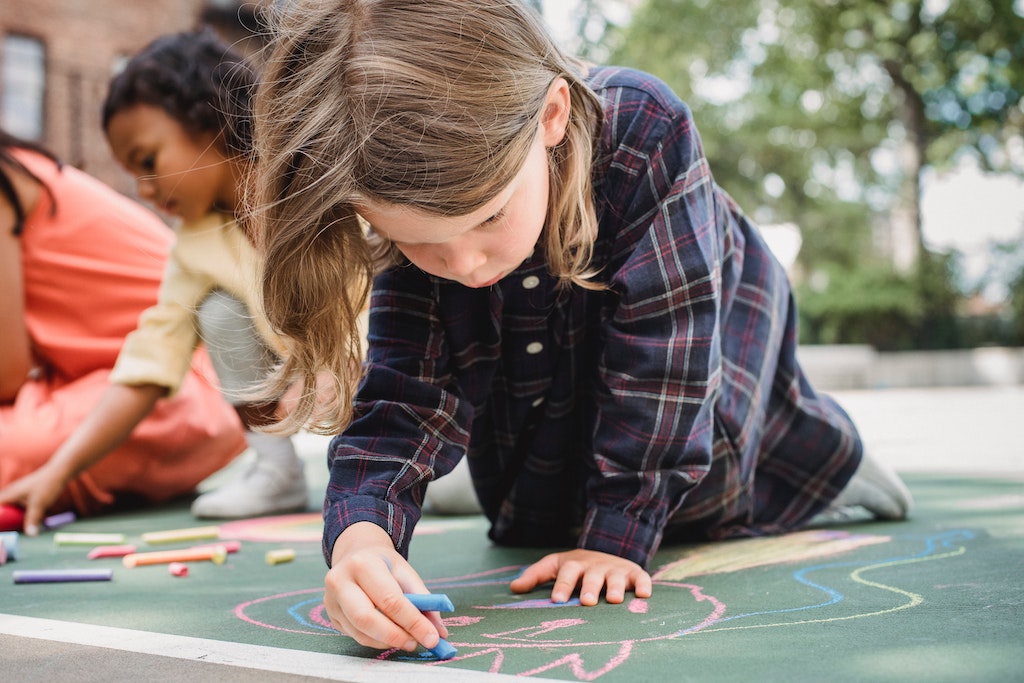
[357,79,572,289]
[105,104,235,223]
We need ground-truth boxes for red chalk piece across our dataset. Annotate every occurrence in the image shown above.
[168,562,189,577]
[0,504,25,532]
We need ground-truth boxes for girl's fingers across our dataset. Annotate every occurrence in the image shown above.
[327,555,446,650]
[601,571,629,604]
[550,560,585,604]
[509,555,558,593]
[634,570,654,599]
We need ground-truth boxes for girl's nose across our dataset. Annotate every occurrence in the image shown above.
[441,243,485,278]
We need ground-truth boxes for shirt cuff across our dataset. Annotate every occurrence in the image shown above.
[322,494,419,567]
[577,506,665,568]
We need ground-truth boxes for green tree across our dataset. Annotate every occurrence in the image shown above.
[603,0,1024,347]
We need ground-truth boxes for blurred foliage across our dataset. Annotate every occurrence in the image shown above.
[596,0,1024,348]
[796,251,961,350]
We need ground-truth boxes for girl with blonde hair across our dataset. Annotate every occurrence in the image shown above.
[251,0,912,655]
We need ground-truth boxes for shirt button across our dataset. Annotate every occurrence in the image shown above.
[526,341,544,354]
[522,275,540,289]
[531,397,545,407]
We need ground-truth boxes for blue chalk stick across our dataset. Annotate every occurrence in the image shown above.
[404,592,454,612]
[428,637,458,660]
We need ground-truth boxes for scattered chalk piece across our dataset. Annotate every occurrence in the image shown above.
[87,544,137,560]
[0,539,6,566]
[54,532,126,546]
[13,568,113,584]
[168,562,189,577]
[43,511,76,530]
[0,531,17,562]
[141,525,220,545]
[264,548,296,565]
[0,504,26,532]
[404,593,455,613]
[122,545,228,568]
[191,539,241,554]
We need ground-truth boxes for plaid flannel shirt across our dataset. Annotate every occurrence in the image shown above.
[323,67,862,568]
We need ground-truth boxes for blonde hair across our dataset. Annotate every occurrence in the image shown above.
[251,0,604,434]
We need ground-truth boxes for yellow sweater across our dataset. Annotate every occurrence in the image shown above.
[110,211,284,394]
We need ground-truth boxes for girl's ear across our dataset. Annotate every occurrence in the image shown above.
[540,78,571,148]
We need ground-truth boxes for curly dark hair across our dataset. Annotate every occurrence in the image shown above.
[101,27,257,157]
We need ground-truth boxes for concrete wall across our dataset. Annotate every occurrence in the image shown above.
[797,345,1024,390]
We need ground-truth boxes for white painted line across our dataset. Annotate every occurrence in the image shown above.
[0,613,534,682]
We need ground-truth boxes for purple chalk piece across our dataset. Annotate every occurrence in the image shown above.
[404,592,455,612]
[13,568,113,584]
[43,511,77,530]
[428,637,458,660]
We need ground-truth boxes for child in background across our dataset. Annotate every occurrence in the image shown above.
[0,29,307,531]
[250,0,913,655]
[0,129,245,533]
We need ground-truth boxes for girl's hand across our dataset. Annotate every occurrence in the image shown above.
[324,522,449,651]
[510,548,654,606]
[0,462,68,536]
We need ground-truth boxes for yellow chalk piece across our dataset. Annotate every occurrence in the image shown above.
[265,548,296,565]
[123,544,228,568]
[54,532,126,546]
[141,525,220,545]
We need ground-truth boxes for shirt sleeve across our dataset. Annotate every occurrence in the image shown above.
[578,74,726,567]
[109,244,207,393]
[322,272,473,564]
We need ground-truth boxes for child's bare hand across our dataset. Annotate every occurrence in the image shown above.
[0,464,66,536]
[509,548,653,606]
[324,522,448,651]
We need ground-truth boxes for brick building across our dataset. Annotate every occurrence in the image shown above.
[0,0,266,196]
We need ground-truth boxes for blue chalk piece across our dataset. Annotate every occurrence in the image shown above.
[404,592,454,612]
[428,637,458,661]
[0,531,18,561]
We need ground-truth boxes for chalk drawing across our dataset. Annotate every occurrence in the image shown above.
[233,529,973,680]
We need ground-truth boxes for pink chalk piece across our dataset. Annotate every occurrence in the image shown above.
[87,544,138,560]
[0,540,6,566]
[168,562,189,577]
[192,539,241,554]
[0,504,25,532]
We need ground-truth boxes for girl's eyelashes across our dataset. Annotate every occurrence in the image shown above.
[482,207,506,225]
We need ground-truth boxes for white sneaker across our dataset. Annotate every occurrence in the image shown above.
[191,459,308,519]
[831,450,913,520]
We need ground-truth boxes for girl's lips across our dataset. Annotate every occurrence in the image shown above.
[472,273,505,288]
